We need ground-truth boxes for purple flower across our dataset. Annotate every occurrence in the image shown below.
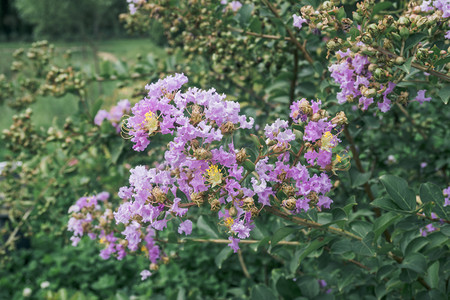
[446,31,450,40]
[228,236,240,253]
[231,220,251,239]
[415,90,431,104]
[140,270,152,280]
[178,220,193,235]
[293,14,307,29]
[94,110,109,126]
[229,1,242,12]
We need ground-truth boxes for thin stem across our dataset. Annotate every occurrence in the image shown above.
[374,46,450,82]
[260,0,314,65]
[238,250,252,279]
[290,49,299,111]
[264,206,363,241]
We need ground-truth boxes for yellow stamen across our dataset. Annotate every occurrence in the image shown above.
[224,217,234,229]
[99,237,106,244]
[143,111,158,135]
[336,154,342,163]
[205,164,222,187]
[321,131,335,151]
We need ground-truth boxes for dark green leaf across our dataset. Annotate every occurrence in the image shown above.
[298,276,320,298]
[402,253,427,274]
[276,277,301,299]
[197,216,220,238]
[251,284,277,300]
[380,175,416,211]
[372,2,393,16]
[425,261,439,289]
[373,212,400,241]
[243,159,255,172]
[271,226,296,246]
[371,197,402,212]
[420,183,448,220]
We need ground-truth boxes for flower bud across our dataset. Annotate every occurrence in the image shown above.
[220,121,235,135]
[191,192,205,206]
[399,27,409,39]
[242,197,254,210]
[282,198,297,210]
[229,206,237,217]
[210,199,221,211]
[394,56,405,65]
[236,148,247,164]
[367,24,378,36]
[282,183,296,196]
[150,263,159,271]
[193,147,212,160]
[398,17,410,26]
[331,111,348,125]
[152,187,166,203]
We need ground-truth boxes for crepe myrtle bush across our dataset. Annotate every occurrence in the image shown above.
[69,0,450,298]
[1,0,450,299]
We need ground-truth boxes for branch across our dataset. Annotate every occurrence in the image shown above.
[238,250,252,279]
[264,206,363,241]
[260,0,314,65]
[374,46,450,82]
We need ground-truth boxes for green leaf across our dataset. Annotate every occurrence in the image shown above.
[243,159,255,172]
[238,4,254,27]
[435,56,450,66]
[371,197,402,211]
[372,2,393,16]
[380,175,416,211]
[425,261,439,289]
[251,284,277,300]
[437,84,450,104]
[197,216,220,238]
[373,212,400,241]
[271,226,296,246]
[402,253,427,274]
[297,236,334,266]
[276,277,301,299]
[404,32,428,52]
[351,221,372,238]
[350,169,371,187]
[352,232,376,256]
[398,57,413,74]
[420,183,448,220]
[248,17,261,34]
[298,276,320,298]
[404,237,429,256]
[215,246,232,269]
[331,239,352,255]
[337,7,346,19]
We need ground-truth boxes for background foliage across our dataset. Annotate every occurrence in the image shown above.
[0,0,449,299]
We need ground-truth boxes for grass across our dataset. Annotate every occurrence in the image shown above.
[0,38,166,132]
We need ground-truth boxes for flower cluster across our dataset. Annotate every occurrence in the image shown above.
[329,49,396,112]
[94,99,131,132]
[70,74,345,278]
[420,0,450,18]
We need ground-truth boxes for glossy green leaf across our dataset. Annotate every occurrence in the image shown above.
[373,212,400,241]
[401,253,427,274]
[380,175,416,211]
[420,183,448,220]
[251,284,277,300]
